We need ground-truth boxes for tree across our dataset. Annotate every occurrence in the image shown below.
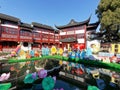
[96,0,120,42]
[96,0,120,31]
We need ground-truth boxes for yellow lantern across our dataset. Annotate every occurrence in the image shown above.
[58,48,63,55]
[51,46,57,55]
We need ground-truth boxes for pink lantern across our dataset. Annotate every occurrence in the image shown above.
[0,72,10,81]
[38,69,47,78]
[15,45,21,53]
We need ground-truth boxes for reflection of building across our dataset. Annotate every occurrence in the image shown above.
[55,18,99,50]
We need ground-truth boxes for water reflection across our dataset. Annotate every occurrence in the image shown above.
[0,60,120,90]
[61,61,120,90]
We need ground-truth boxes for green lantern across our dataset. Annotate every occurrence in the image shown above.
[87,85,99,90]
[42,77,55,90]
[0,83,11,90]
[24,74,36,84]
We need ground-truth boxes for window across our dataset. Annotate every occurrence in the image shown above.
[115,49,118,53]
[115,44,118,48]
[77,34,84,38]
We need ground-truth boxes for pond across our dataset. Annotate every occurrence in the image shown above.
[0,59,120,90]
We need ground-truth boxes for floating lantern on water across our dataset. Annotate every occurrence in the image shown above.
[0,72,10,81]
[87,85,99,90]
[42,76,55,90]
[38,69,47,78]
[32,72,38,80]
[0,83,11,90]
[24,73,36,84]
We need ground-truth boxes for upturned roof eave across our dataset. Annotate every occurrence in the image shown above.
[32,22,55,31]
[55,17,91,29]
[0,13,20,23]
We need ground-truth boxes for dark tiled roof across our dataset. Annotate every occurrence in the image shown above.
[32,22,54,31]
[0,13,20,22]
[54,30,59,33]
[20,22,33,30]
[60,37,77,43]
[87,21,99,30]
[55,17,91,29]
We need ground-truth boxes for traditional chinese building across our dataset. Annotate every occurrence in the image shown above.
[55,17,99,50]
[19,22,33,51]
[0,13,99,52]
[32,22,56,50]
[0,13,20,52]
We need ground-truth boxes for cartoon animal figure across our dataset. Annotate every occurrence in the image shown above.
[51,46,57,55]
[34,50,39,57]
[11,44,21,57]
[18,49,26,59]
[58,48,63,55]
[26,51,31,59]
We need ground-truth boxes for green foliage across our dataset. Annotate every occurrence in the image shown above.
[8,55,120,72]
[96,0,120,31]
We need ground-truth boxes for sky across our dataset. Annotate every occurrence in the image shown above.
[0,0,100,29]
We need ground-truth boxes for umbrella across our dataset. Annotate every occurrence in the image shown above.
[87,85,99,90]
[24,74,36,84]
[38,69,47,78]
[42,77,55,90]
[0,83,11,90]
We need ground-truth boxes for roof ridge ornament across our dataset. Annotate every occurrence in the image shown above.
[69,19,77,25]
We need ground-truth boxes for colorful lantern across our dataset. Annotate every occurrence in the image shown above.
[32,72,38,80]
[87,85,99,90]
[58,48,63,55]
[51,46,57,55]
[70,51,76,61]
[75,52,80,62]
[0,72,10,81]
[34,50,39,57]
[38,69,47,78]
[42,77,55,90]
[0,83,11,90]
[15,45,21,53]
[24,74,36,84]
[11,51,16,57]
[30,50,35,57]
